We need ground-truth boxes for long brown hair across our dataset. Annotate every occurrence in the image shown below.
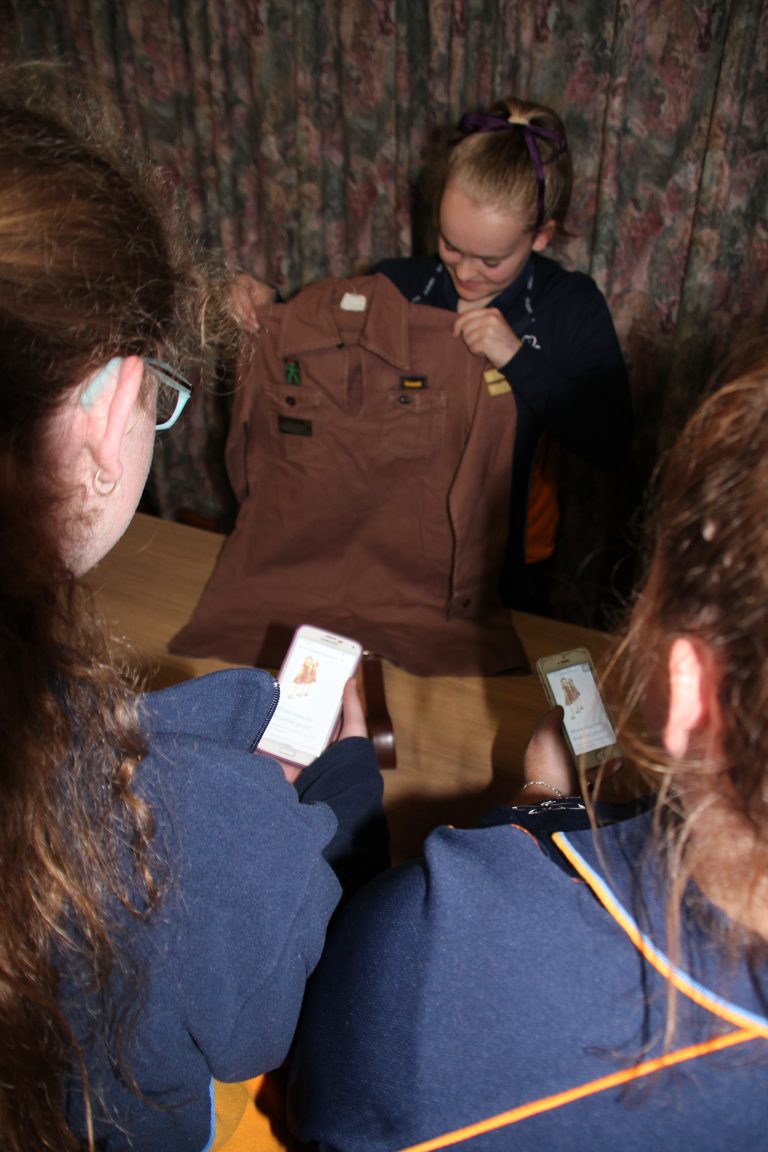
[610,337,768,1033]
[0,70,230,1149]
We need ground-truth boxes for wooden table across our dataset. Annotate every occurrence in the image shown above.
[88,513,617,862]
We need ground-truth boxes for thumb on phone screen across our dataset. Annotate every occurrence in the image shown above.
[333,678,367,742]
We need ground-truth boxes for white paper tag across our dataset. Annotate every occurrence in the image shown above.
[339,291,368,312]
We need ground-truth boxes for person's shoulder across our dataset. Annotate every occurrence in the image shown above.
[374,253,438,277]
[338,819,566,936]
[532,251,601,295]
[150,745,334,848]
[530,253,616,328]
[139,676,338,872]
[140,667,277,744]
[373,253,441,297]
[139,668,337,829]
[423,820,567,893]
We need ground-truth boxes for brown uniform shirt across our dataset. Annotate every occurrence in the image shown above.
[171,274,528,676]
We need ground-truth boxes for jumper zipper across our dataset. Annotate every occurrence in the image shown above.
[250,676,280,752]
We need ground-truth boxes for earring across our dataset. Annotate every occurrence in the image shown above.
[93,470,122,497]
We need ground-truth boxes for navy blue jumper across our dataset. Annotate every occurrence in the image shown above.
[292,802,768,1151]
[60,667,387,1151]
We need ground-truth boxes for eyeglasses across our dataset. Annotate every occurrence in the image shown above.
[144,358,193,431]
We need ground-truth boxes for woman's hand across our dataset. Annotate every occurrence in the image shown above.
[452,308,522,369]
[513,706,624,805]
[334,677,368,740]
[277,679,367,785]
[229,273,276,331]
[514,706,577,803]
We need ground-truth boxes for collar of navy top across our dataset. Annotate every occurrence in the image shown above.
[414,256,537,333]
[555,811,768,1031]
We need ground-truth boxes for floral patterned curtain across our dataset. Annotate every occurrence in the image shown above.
[3,0,767,621]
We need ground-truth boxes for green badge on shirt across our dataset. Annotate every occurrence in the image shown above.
[284,358,301,386]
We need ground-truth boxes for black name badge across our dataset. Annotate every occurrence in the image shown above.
[278,415,313,437]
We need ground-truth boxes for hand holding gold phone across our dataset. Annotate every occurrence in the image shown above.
[536,647,620,772]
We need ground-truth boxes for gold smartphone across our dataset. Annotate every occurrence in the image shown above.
[536,647,620,771]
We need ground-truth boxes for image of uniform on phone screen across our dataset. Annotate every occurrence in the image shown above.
[258,625,362,767]
[536,647,620,771]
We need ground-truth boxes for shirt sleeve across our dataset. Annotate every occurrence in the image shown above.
[294,736,390,895]
[153,743,346,1084]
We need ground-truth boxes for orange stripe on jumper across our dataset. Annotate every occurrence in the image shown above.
[552,831,768,1036]
[395,1027,759,1152]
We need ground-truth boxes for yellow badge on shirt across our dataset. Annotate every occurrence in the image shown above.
[483,367,511,396]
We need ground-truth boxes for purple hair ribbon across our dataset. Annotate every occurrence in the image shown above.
[457,112,567,228]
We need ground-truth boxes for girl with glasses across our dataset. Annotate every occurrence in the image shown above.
[0,72,387,1152]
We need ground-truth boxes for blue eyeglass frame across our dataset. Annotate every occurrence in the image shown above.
[144,357,193,431]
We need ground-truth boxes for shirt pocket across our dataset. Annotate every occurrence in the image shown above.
[377,389,448,461]
[257,384,325,463]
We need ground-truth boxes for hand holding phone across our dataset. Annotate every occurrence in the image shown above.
[535,647,620,773]
[522,705,578,797]
[257,625,363,768]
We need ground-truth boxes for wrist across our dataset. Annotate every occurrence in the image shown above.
[490,339,521,372]
[518,779,566,801]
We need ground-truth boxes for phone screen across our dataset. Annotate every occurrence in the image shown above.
[259,627,361,765]
[543,661,617,756]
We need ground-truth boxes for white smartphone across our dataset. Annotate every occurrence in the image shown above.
[535,647,620,771]
[257,625,363,767]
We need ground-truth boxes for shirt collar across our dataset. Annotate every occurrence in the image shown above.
[554,812,768,1033]
[278,273,413,369]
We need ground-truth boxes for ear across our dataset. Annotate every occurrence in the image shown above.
[84,356,145,486]
[663,637,710,759]
[532,219,557,252]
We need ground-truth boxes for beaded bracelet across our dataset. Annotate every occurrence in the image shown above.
[520,780,565,800]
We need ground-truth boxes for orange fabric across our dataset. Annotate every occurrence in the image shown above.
[212,1071,308,1152]
[524,436,559,564]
